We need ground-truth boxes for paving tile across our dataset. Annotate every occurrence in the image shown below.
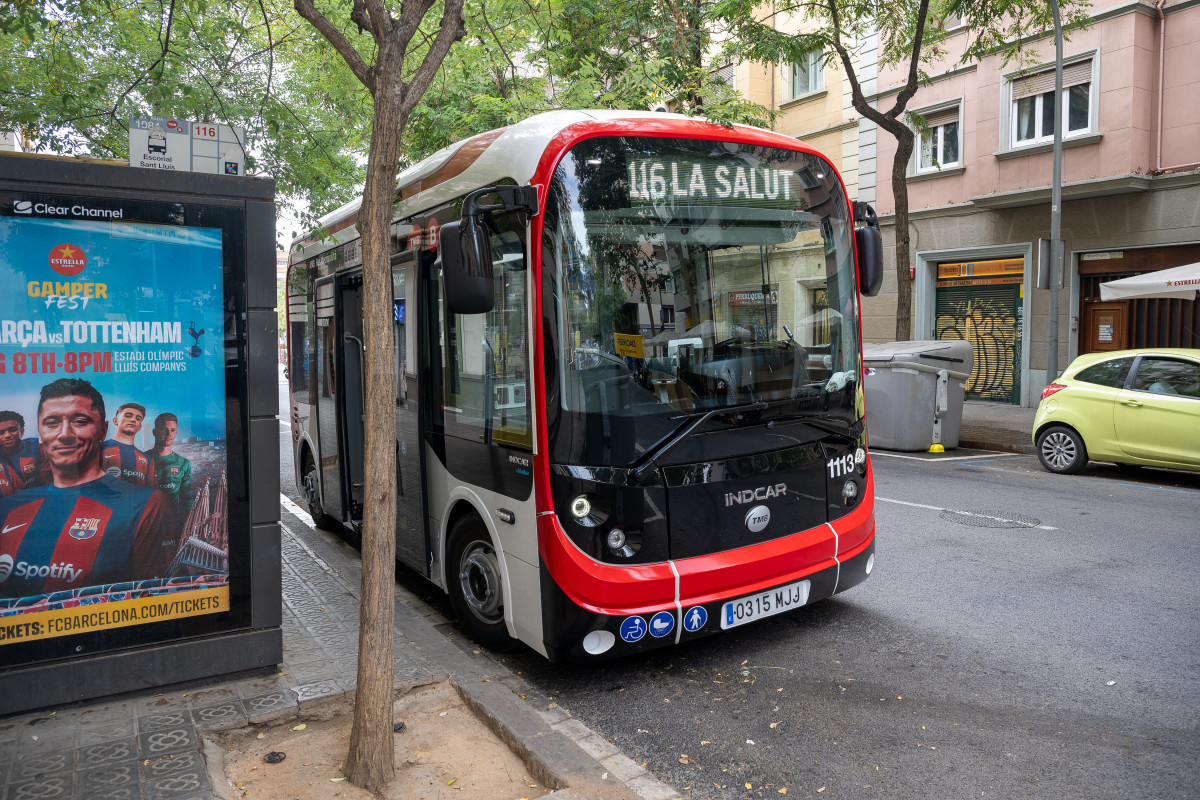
[231,675,292,700]
[73,702,136,725]
[241,691,296,722]
[181,686,238,706]
[142,754,212,800]
[0,720,19,743]
[76,718,136,747]
[287,661,338,683]
[142,751,204,780]
[12,728,74,753]
[10,750,72,782]
[4,772,73,800]
[76,738,138,770]
[75,760,141,797]
[137,727,198,759]
[136,710,191,734]
[190,701,246,732]
[290,680,341,706]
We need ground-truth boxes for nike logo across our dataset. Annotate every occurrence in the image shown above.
[2,523,27,534]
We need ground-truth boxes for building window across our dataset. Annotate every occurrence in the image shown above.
[789,50,824,99]
[917,106,961,172]
[1010,59,1092,146]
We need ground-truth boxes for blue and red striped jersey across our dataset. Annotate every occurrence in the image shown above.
[101,440,157,487]
[1,438,42,487]
[0,475,174,597]
[0,461,23,498]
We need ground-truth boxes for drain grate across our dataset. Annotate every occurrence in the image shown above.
[939,509,1042,529]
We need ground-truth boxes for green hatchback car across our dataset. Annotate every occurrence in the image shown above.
[1033,348,1200,474]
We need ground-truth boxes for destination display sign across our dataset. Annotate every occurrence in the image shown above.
[626,156,810,207]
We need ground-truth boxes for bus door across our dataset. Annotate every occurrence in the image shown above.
[392,251,430,574]
[337,272,367,525]
[314,277,345,524]
[421,205,535,590]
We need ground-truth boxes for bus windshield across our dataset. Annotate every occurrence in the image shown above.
[543,136,863,467]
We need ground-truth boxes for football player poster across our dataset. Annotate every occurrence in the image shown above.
[0,214,229,646]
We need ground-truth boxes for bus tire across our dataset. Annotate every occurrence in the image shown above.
[447,518,515,651]
[303,454,332,530]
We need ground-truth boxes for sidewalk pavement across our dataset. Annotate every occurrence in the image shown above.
[957,400,1038,455]
[0,498,675,800]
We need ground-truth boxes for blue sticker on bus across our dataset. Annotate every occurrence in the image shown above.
[683,606,707,632]
[649,610,675,638]
[619,616,647,643]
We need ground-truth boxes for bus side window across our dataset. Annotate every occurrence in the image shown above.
[438,213,532,450]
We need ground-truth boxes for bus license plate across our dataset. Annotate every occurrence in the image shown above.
[720,580,811,630]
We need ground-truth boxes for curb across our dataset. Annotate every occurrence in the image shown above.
[287,510,650,799]
[958,438,1037,456]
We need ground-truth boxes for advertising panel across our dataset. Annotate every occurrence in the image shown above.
[0,212,229,649]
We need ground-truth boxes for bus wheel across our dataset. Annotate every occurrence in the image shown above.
[447,519,515,651]
[303,456,332,529]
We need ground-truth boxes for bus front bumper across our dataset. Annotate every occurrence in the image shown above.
[538,530,874,663]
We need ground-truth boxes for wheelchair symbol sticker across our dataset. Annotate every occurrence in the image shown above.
[619,616,647,643]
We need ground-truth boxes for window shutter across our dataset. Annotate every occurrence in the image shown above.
[922,107,960,129]
[1012,59,1091,98]
[717,63,735,88]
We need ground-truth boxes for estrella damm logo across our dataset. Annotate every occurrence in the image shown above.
[49,243,87,277]
[67,517,101,541]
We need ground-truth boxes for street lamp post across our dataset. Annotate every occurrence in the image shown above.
[1046,0,1065,388]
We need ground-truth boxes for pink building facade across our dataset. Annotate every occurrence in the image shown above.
[861,0,1199,405]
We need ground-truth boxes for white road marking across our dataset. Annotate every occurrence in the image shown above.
[871,451,1026,462]
[876,496,1058,530]
[280,492,315,528]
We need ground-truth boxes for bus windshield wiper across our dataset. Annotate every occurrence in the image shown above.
[629,401,767,484]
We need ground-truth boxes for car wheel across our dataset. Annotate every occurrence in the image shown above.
[1037,425,1088,475]
[447,518,516,651]
[303,455,332,529]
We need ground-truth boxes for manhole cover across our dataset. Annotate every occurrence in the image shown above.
[939,509,1041,529]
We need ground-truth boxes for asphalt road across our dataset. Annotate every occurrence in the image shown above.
[276,373,1199,799]
[499,452,1200,799]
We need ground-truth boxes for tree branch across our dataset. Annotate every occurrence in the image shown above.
[885,0,931,119]
[294,0,373,90]
[398,0,467,118]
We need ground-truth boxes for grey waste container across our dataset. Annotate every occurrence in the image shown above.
[862,340,973,451]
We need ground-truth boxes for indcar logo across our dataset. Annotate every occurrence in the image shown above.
[0,554,12,581]
[49,243,87,277]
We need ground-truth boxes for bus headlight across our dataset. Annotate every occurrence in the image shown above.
[571,495,591,519]
[842,479,859,503]
[606,529,642,558]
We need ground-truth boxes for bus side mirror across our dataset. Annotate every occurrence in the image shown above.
[853,201,883,298]
[441,217,495,315]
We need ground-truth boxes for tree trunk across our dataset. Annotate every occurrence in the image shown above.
[344,39,402,794]
[890,131,915,341]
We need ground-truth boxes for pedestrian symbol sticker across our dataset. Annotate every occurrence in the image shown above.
[649,610,675,638]
[619,616,647,643]
[683,606,707,632]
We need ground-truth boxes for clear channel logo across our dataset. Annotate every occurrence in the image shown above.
[10,200,123,219]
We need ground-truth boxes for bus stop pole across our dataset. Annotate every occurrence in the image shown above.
[1046,0,1065,387]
